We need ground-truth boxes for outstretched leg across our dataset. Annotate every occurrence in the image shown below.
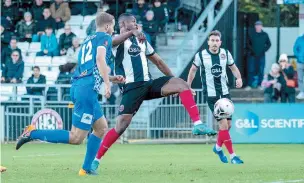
[91,114,133,171]
[161,77,217,136]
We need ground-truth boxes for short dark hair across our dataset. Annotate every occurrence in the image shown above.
[10,36,17,42]
[33,66,40,71]
[45,26,53,30]
[118,13,135,23]
[208,30,221,40]
[95,12,115,28]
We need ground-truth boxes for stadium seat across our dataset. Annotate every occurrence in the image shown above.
[24,66,33,78]
[17,42,30,53]
[56,28,64,39]
[51,66,60,73]
[23,56,35,66]
[83,15,95,26]
[74,29,87,39]
[35,56,52,66]
[43,71,58,82]
[0,85,14,101]
[67,15,84,26]
[17,86,27,96]
[28,42,41,53]
[39,66,49,73]
[52,56,67,66]
[46,80,55,84]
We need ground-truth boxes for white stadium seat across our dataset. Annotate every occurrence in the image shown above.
[35,56,52,66]
[24,66,33,78]
[23,56,35,66]
[83,15,95,26]
[74,29,87,39]
[42,71,58,82]
[39,66,49,73]
[0,85,13,94]
[56,28,65,39]
[17,42,30,53]
[52,56,67,66]
[28,42,41,53]
[51,66,60,73]
[67,15,84,26]
[17,86,27,95]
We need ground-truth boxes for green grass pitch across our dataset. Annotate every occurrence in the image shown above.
[1,143,304,183]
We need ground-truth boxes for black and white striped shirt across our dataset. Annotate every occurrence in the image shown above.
[193,48,234,97]
[113,36,155,84]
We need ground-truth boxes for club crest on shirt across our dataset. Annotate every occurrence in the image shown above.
[220,53,226,60]
[119,105,124,112]
[128,44,141,57]
[211,64,222,77]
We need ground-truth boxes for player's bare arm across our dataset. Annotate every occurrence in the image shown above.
[148,53,174,77]
[96,46,111,98]
[229,64,243,88]
[112,29,145,46]
[109,75,125,83]
[187,65,198,95]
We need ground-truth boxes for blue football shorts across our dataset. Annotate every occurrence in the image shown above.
[70,80,103,131]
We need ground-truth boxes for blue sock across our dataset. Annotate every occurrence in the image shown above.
[82,133,102,171]
[30,130,69,144]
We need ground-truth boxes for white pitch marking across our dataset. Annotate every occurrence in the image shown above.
[266,179,304,183]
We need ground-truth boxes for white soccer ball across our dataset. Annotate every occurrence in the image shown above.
[214,98,234,119]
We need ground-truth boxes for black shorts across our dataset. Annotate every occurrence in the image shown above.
[204,94,232,121]
[118,76,173,115]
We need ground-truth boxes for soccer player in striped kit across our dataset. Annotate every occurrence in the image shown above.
[187,30,244,164]
[91,13,217,171]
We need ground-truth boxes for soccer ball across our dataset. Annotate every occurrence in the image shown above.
[213,98,234,119]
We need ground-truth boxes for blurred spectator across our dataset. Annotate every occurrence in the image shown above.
[26,66,46,96]
[246,21,271,90]
[16,12,36,42]
[1,24,11,49]
[1,50,24,83]
[31,0,46,21]
[261,63,284,103]
[1,37,22,68]
[36,27,59,56]
[86,19,96,36]
[70,2,97,16]
[293,34,304,100]
[33,8,57,42]
[50,0,71,29]
[1,0,19,25]
[66,37,81,63]
[279,54,296,103]
[59,24,76,56]
[1,37,22,69]
[152,0,169,32]
[132,0,149,21]
[1,16,14,31]
[142,10,158,49]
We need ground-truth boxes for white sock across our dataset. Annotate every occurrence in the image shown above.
[194,120,203,126]
[230,153,236,159]
[215,144,222,151]
[94,157,101,162]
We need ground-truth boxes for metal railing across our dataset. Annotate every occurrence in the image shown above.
[1,83,71,102]
[1,90,214,143]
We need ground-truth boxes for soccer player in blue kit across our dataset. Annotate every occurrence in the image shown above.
[15,12,126,175]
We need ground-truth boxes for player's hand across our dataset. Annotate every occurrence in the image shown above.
[132,30,146,43]
[191,88,196,96]
[110,75,125,84]
[235,78,243,88]
[104,82,111,99]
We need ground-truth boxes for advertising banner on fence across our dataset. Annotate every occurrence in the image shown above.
[230,104,304,143]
